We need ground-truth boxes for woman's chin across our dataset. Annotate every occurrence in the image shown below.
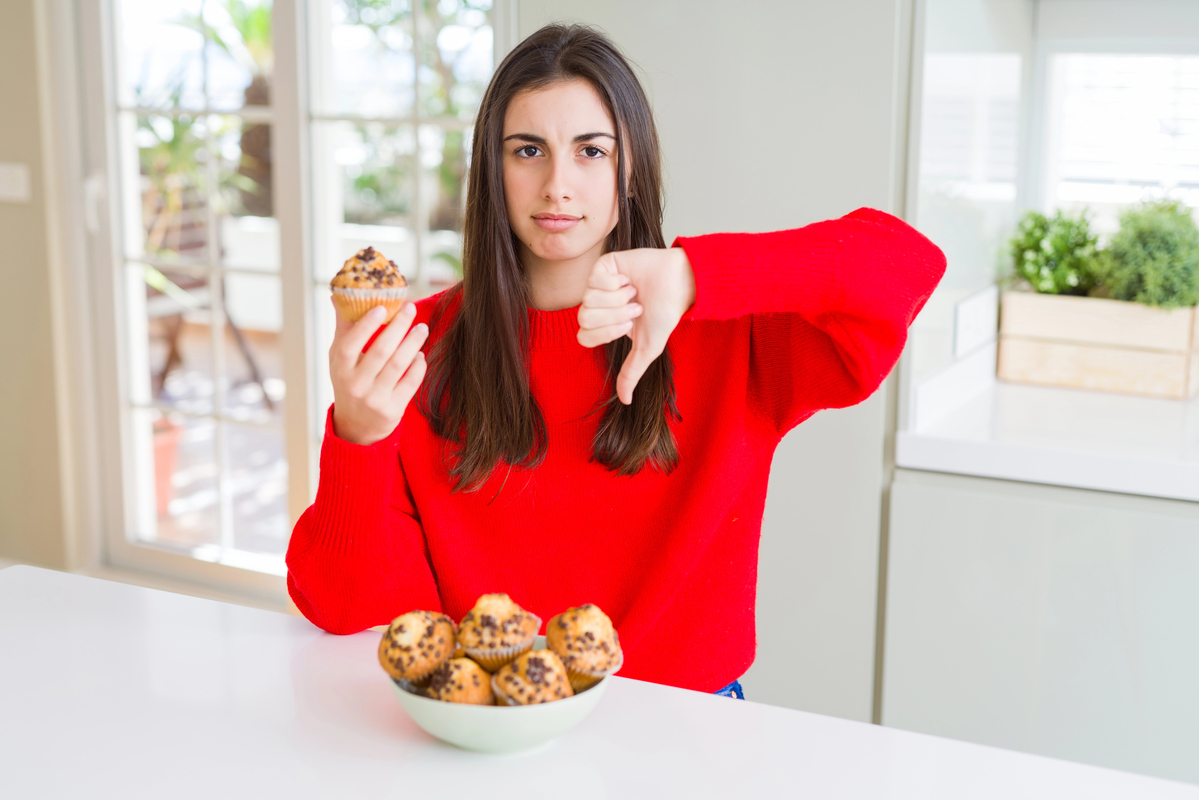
[529,237,595,263]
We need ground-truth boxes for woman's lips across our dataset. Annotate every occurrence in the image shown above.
[533,215,581,232]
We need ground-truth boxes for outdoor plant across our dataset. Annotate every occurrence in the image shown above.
[1009,208,1098,295]
[1093,199,1199,309]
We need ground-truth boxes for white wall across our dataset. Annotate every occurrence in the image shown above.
[519,0,915,720]
[0,0,67,569]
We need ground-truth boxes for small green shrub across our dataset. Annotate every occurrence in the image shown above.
[1094,199,1199,309]
[1009,209,1098,295]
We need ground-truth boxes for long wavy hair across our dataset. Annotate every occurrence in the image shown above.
[418,24,679,493]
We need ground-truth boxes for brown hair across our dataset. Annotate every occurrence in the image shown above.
[418,23,679,493]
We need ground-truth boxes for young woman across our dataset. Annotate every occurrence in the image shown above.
[286,25,945,697]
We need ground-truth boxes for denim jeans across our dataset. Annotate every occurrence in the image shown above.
[713,679,745,699]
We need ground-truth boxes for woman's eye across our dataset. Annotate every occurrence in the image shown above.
[582,146,605,158]
[517,145,540,158]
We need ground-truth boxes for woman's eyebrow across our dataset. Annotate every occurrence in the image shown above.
[502,132,617,144]
[572,132,616,143]
[503,133,547,144]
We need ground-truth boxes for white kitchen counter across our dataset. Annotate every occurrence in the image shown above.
[1,565,1196,799]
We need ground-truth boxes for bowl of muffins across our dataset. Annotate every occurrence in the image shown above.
[379,594,623,754]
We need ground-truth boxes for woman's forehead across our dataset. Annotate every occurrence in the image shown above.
[503,79,615,139]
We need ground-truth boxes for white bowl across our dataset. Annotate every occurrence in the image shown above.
[388,637,611,754]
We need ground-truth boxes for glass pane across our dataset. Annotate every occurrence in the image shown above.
[215,116,279,269]
[132,263,217,415]
[224,422,289,556]
[203,0,274,112]
[314,0,416,117]
[136,409,220,549]
[911,53,1022,382]
[420,124,466,288]
[1049,54,1199,235]
[114,0,273,112]
[418,0,493,120]
[220,273,285,424]
[311,121,417,282]
[128,112,211,264]
[114,0,206,109]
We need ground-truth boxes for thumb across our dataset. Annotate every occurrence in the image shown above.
[616,338,662,405]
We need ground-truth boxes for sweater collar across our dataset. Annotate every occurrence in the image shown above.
[528,304,583,348]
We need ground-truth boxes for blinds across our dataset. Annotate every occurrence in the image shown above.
[1048,54,1199,231]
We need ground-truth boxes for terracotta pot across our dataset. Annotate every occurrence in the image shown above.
[152,419,183,517]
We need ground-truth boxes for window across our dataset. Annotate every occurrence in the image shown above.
[307,0,495,433]
[112,0,289,574]
[87,0,502,589]
[1044,54,1199,235]
[896,0,1199,503]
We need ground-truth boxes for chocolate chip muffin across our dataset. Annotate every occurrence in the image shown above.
[546,604,623,692]
[378,610,456,685]
[425,657,495,705]
[456,593,541,673]
[491,650,574,706]
[330,246,408,322]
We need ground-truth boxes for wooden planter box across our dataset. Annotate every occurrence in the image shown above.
[997,291,1199,399]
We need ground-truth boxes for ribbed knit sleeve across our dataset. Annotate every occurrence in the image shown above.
[285,407,441,634]
[674,207,945,435]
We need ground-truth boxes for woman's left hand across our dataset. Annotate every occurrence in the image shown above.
[577,247,696,405]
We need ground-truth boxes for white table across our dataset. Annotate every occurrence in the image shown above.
[2,565,1196,799]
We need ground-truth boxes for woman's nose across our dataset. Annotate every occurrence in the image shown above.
[541,156,573,203]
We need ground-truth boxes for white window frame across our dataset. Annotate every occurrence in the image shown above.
[48,0,517,603]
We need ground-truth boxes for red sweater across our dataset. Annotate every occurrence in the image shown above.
[286,207,945,693]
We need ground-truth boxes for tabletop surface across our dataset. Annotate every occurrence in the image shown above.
[2,565,1197,800]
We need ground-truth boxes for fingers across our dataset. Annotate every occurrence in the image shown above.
[374,322,429,390]
[577,320,634,348]
[577,301,642,333]
[586,255,628,292]
[331,303,389,372]
[357,302,418,380]
[582,284,636,309]
[394,351,427,406]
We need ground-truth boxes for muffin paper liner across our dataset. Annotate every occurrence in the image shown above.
[563,647,624,694]
[392,675,432,696]
[461,635,536,674]
[490,674,516,706]
[331,285,408,323]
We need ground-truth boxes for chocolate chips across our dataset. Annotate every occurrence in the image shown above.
[525,656,548,686]
[428,663,453,693]
[358,246,377,262]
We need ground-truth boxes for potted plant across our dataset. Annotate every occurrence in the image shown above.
[152,414,183,517]
[998,201,1199,399]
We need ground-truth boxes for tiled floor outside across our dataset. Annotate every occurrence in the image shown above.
[149,320,289,558]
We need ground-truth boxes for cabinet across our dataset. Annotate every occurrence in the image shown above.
[882,469,1199,784]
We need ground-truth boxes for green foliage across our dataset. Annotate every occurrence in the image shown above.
[176,0,273,77]
[431,250,463,277]
[224,0,273,75]
[1009,209,1098,295]
[1094,200,1199,309]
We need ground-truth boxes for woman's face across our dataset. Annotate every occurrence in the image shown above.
[502,79,620,267]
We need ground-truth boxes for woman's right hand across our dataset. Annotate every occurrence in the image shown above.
[330,300,429,446]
